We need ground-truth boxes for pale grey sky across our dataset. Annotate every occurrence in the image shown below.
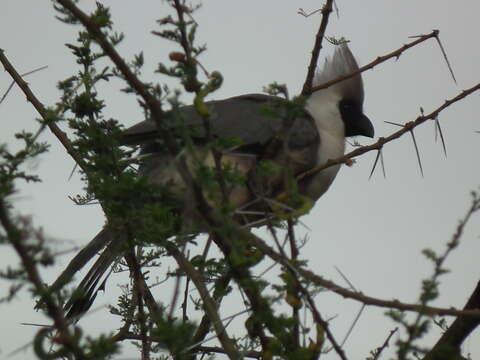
[1,1,479,359]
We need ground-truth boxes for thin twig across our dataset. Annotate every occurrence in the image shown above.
[245,229,480,319]
[0,201,84,357]
[169,247,240,360]
[296,82,480,184]
[0,65,48,105]
[0,50,82,168]
[333,266,366,347]
[371,327,399,360]
[301,0,334,95]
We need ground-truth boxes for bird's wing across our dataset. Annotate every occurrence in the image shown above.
[127,94,321,210]
[47,95,321,322]
[121,94,319,162]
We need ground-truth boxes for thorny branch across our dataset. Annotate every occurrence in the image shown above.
[54,0,200,195]
[0,201,84,358]
[272,224,347,359]
[302,0,334,95]
[3,1,479,359]
[169,246,240,360]
[0,65,47,105]
[297,82,480,183]
[0,50,83,168]
[423,194,480,360]
[308,30,440,94]
[55,0,164,123]
[370,328,399,360]
[245,228,480,319]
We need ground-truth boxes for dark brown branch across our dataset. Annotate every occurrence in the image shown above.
[246,230,480,319]
[55,0,164,123]
[0,200,84,358]
[308,30,439,94]
[187,274,233,360]
[301,282,348,360]
[0,65,48,105]
[423,282,480,360]
[0,50,83,168]
[124,251,162,316]
[116,333,261,359]
[371,328,399,360]
[169,246,240,360]
[297,82,480,183]
[423,194,480,360]
[301,0,334,95]
[271,224,347,359]
[194,346,260,359]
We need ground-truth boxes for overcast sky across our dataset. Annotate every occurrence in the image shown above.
[1,1,480,359]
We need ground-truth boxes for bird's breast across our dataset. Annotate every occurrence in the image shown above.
[303,131,345,200]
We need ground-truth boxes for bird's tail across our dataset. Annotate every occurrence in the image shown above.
[63,244,118,322]
[37,228,120,322]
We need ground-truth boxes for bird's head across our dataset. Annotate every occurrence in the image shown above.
[306,43,374,139]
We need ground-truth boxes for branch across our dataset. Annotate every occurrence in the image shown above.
[169,246,240,360]
[246,230,480,319]
[0,49,83,168]
[297,81,480,182]
[423,193,480,360]
[301,0,334,95]
[308,30,439,94]
[187,273,233,360]
[371,328,399,360]
[423,282,480,360]
[194,346,260,359]
[301,282,348,360]
[55,0,164,122]
[0,200,84,358]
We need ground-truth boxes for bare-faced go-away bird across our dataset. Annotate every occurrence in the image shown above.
[43,43,374,322]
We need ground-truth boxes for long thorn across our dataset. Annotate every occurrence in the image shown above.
[369,149,382,180]
[380,148,386,178]
[434,34,457,84]
[409,129,424,177]
[435,117,448,157]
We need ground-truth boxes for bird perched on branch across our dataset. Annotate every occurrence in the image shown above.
[43,43,374,322]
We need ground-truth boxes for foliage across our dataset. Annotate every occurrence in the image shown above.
[1,1,479,360]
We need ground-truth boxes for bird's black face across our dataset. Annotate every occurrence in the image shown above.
[338,99,374,138]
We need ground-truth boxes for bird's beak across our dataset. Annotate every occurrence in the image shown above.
[344,112,375,138]
[359,113,374,138]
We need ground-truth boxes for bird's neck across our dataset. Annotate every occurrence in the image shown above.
[305,90,345,139]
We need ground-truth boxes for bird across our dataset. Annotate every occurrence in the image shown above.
[43,43,374,322]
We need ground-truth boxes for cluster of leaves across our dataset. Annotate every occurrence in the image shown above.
[387,215,465,359]
[4,1,477,360]
[0,125,52,299]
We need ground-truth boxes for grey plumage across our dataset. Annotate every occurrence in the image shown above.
[44,44,374,322]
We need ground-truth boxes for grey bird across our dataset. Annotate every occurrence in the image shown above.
[45,44,374,321]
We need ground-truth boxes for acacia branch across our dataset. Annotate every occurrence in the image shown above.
[169,246,240,360]
[423,282,480,360]
[302,0,334,95]
[297,81,480,182]
[245,230,480,319]
[0,200,84,358]
[0,50,83,168]
[308,30,439,94]
[423,193,480,360]
[55,0,164,122]
[301,280,348,360]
